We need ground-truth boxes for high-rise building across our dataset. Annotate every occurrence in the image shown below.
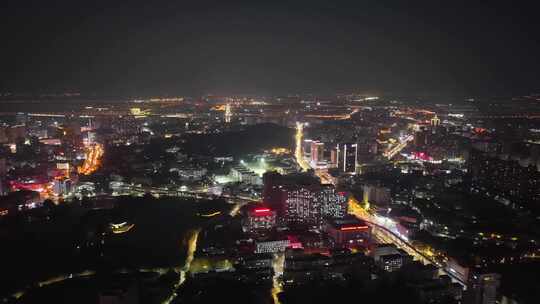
[53,178,72,196]
[283,185,319,225]
[336,143,357,173]
[283,185,347,226]
[310,141,324,165]
[262,172,347,227]
[466,273,501,304]
[330,147,338,167]
[303,139,313,159]
[224,103,232,123]
[317,186,347,219]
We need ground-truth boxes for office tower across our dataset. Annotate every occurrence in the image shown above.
[336,143,357,173]
[310,141,324,165]
[303,139,313,159]
[330,147,338,167]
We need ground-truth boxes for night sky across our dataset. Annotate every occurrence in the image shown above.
[1,0,539,96]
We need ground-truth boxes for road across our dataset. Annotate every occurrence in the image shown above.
[271,253,285,304]
[162,228,201,304]
[291,125,465,286]
[78,143,104,175]
[316,169,336,185]
[382,134,413,159]
[348,196,466,286]
[294,122,311,171]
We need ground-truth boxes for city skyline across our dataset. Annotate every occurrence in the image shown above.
[1,2,540,304]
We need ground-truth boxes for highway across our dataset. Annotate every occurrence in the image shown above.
[78,143,104,175]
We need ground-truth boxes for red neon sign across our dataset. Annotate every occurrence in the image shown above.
[340,225,368,231]
[254,208,270,213]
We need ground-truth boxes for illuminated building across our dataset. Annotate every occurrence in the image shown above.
[330,147,338,167]
[430,115,441,127]
[230,166,262,185]
[9,178,49,193]
[239,254,274,269]
[284,186,318,225]
[243,206,277,233]
[324,216,371,248]
[263,172,347,226]
[336,143,357,173]
[224,103,232,123]
[466,273,501,304]
[255,238,290,254]
[53,178,72,196]
[371,244,411,272]
[379,254,404,272]
[283,185,348,226]
[310,141,324,165]
[317,186,348,219]
[171,166,207,181]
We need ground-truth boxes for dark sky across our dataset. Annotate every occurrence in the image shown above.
[1,0,539,96]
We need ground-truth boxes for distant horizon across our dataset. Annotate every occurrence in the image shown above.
[0,89,538,100]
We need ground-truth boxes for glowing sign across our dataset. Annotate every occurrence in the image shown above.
[340,225,369,231]
[254,208,271,213]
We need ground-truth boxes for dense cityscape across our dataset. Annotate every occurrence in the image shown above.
[0,93,539,304]
[2,1,540,304]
